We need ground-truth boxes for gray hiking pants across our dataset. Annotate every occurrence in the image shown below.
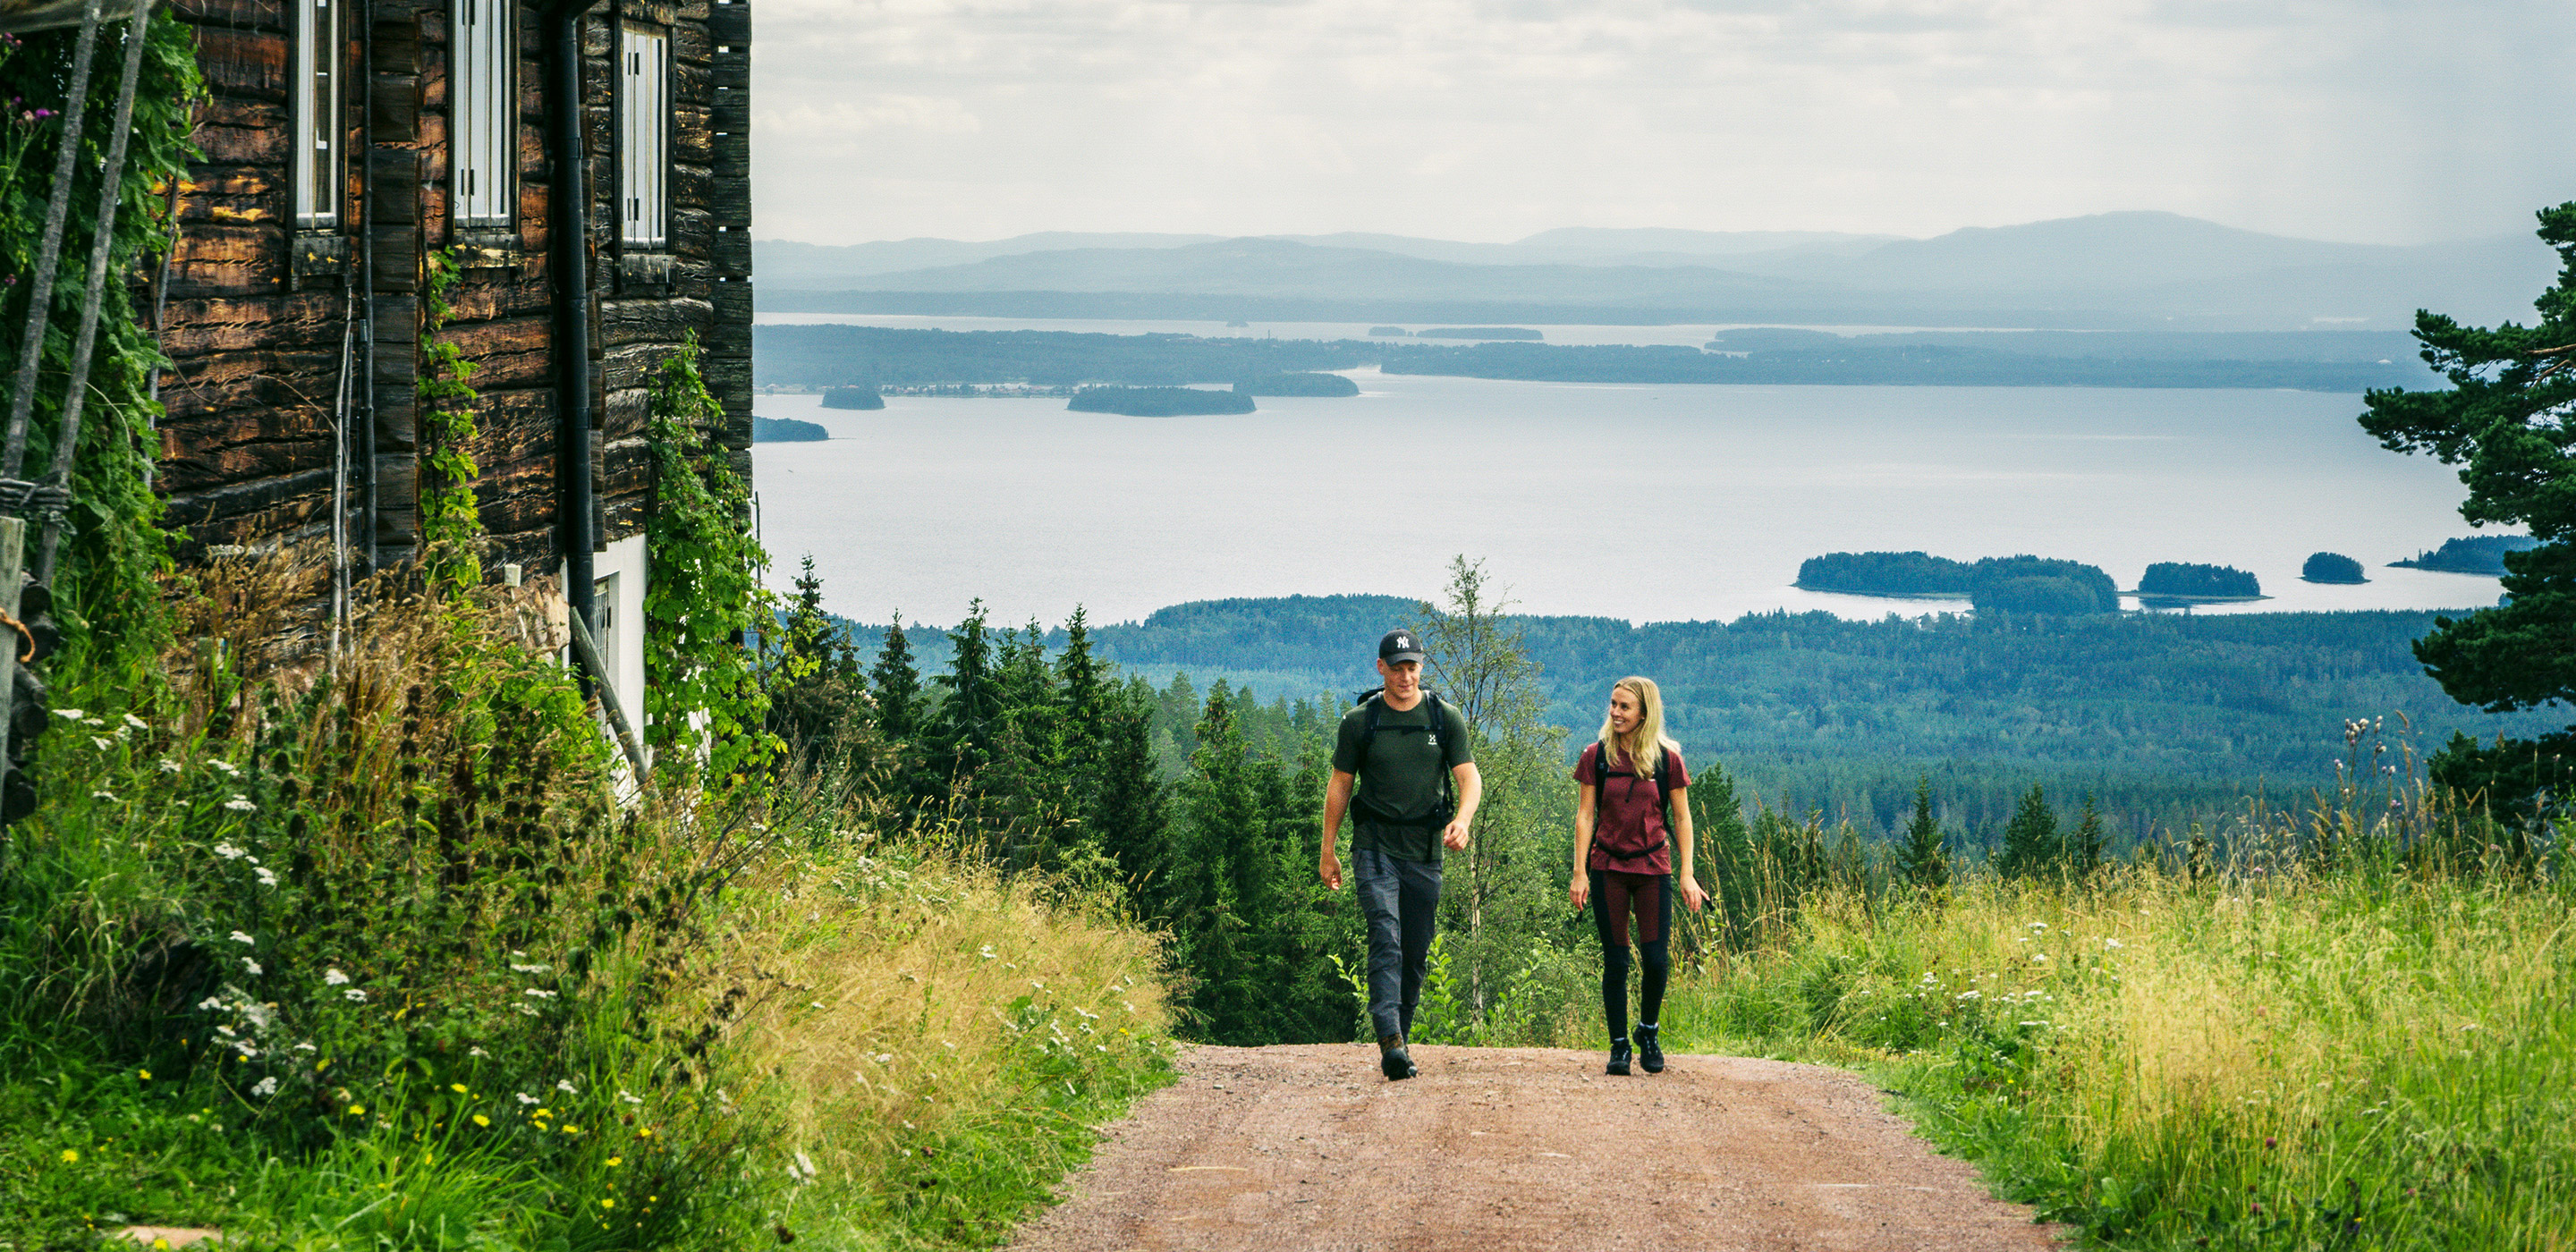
[1354,844,1442,1042]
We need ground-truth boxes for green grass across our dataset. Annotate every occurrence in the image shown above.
[1657,864,2576,1250]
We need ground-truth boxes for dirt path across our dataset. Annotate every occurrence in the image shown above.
[1012,1044,2063,1251]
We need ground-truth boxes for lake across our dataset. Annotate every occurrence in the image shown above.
[750,368,2504,630]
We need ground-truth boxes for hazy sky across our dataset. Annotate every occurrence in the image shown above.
[750,0,2575,248]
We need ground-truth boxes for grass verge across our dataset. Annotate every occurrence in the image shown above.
[1658,866,2576,1250]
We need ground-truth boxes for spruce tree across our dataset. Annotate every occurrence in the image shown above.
[927,599,997,787]
[1996,784,2059,880]
[2067,794,2106,880]
[1090,676,1171,903]
[1895,774,1951,892]
[869,611,925,744]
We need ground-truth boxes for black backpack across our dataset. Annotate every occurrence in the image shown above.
[1590,741,1675,859]
[1350,688,1456,830]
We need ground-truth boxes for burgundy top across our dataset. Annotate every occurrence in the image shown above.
[1576,740,1690,875]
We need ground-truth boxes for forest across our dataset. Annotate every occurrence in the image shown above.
[1794,552,2120,614]
[829,593,2563,841]
[2136,562,2261,597]
[2390,534,2539,575]
[755,326,2420,393]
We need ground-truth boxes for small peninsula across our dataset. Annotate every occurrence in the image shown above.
[1067,385,1257,417]
[1234,372,1360,397]
[821,385,885,410]
[2390,535,2538,575]
[752,415,829,442]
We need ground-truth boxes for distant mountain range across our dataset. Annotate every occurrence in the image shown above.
[755,213,2554,332]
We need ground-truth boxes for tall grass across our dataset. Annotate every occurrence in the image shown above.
[1660,825,2576,1248]
[0,551,1177,1249]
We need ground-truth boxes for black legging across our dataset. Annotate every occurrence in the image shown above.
[1590,869,1673,1042]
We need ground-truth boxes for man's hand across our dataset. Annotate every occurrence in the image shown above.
[1680,876,1709,913]
[1568,871,1589,909]
[1441,819,1470,851]
[1319,850,1343,890]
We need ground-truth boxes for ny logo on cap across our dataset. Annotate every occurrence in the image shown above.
[1395,635,1411,648]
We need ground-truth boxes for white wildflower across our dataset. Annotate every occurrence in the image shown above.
[509,962,549,974]
[229,931,256,945]
[555,1079,578,1094]
[240,1002,273,1029]
[293,1042,317,1053]
[323,969,349,986]
[242,959,262,975]
[157,758,182,774]
[83,715,106,728]
[619,1089,643,1105]
[197,995,227,1011]
[469,1046,488,1058]
[52,707,84,720]
[977,945,996,960]
[253,867,278,887]
[208,759,238,775]
[1955,990,1981,1001]
[874,1053,893,1065]
[343,988,368,1002]
[516,1003,540,1017]
[223,795,256,812]
[90,790,117,801]
[215,1025,238,1038]
[213,842,246,859]
[250,1077,279,1097]
[123,713,148,731]
[2105,938,2124,949]
[524,988,557,1000]
[516,1092,539,1105]
[90,736,114,750]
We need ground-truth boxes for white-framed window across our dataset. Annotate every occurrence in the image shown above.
[618,23,669,250]
[452,0,516,226]
[292,0,342,229]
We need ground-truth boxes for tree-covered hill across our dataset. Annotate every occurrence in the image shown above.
[866,596,2557,837]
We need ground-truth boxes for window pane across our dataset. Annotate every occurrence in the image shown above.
[453,0,515,224]
[620,26,667,249]
[295,0,339,228]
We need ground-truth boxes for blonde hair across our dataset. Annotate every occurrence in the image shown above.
[1595,675,1675,774]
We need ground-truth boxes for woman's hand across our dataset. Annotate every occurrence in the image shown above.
[1679,875,1708,913]
[1568,871,1589,909]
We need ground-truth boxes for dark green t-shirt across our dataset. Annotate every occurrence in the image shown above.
[1333,695,1473,863]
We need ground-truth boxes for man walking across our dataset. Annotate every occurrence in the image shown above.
[1320,629,1481,1080]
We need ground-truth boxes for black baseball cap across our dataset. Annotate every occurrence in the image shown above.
[1378,629,1425,665]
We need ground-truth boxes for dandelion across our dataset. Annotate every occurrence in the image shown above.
[562,1125,580,1135]
[343,989,367,1002]
[138,1070,151,1081]
[59,1149,77,1163]
[599,1199,614,1209]
[472,1114,490,1127]
[347,1104,366,1116]
[324,969,349,986]
[223,795,256,812]
[450,1084,469,1095]
[608,1155,625,1167]
[250,1077,278,1097]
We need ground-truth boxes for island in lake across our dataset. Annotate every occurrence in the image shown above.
[753,415,828,442]
[2132,562,2265,604]
[1234,372,1360,397]
[1795,551,2120,614]
[2301,552,2368,584]
[821,385,885,410]
[2390,535,2539,575]
[1067,385,1257,417]
[1368,326,1411,337]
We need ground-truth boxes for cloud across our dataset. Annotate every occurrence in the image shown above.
[749,0,2576,246]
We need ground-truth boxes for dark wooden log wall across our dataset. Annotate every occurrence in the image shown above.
[157,0,753,572]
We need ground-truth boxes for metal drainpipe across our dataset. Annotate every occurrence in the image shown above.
[542,0,597,690]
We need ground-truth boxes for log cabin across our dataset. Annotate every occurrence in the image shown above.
[141,0,753,730]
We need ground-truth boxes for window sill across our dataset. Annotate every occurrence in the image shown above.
[617,251,676,292]
[292,232,350,282]
[452,226,521,269]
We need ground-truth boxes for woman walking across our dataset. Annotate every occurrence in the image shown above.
[1570,676,1707,1075]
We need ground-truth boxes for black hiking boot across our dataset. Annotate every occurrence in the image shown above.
[1379,1033,1416,1081]
[1636,1022,1665,1074]
[1606,1037,1631,1076]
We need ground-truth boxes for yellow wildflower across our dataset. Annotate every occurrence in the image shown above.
[59,1149,78,1164]
[450,1084,469,1095]
[138,1070,151,1081]
[348,1104,366,1116]
[606,1156,623,1167]
[472,1114,490,1127]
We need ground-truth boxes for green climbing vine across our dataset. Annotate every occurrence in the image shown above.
[642,334,779,786]
[0,13,202,681]
[418,249,483,590]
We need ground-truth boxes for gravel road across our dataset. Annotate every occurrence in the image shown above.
[1011,1043,2063,1251]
